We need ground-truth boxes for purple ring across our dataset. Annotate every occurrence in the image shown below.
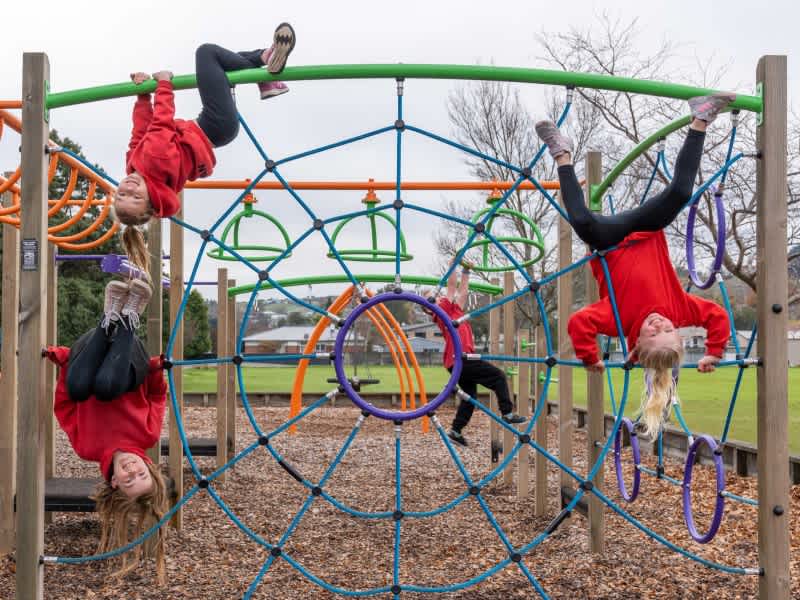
[333,292,462,421]
[613,417,641,502]
[682,434,725,543]
[686,190,726,290]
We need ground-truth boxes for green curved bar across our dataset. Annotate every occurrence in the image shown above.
[590,115,692,207]
[46,64,761,113]
[228,274,502,297]
[207,208,292,262]
[467,206,546,272]
[328,209,411,263]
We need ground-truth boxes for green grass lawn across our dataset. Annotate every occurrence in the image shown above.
[182,364,800,454]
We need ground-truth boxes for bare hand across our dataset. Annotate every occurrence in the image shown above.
[697,355,720,373]
[151,70,174,82]
[130,72,151,85]
[586,361,605,373]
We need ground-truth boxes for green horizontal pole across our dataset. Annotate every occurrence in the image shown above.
[590,114,692,206]
[227,274,502,297]
[46,64,762,113]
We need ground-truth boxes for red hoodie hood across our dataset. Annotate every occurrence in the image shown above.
[140,171,180,218]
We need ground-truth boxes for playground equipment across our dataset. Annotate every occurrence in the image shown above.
[9,57,791,600]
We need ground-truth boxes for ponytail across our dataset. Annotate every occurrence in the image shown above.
[637,345,682,439]
[121,225,152,285]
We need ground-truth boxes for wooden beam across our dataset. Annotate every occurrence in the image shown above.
[585,150,605,554]
[226,279,236,461]
[755,54,790,600]
[146,216,163,466]
[516,331,530,500]
[215,268,228,479]
[44,244,57,525]
[534,325,547,516]
[168,202,184,529]
[557,189,574,489]
[488,277,500,473]
[16,51,49,600]
[502,271,515,486]
[0,173,20,553]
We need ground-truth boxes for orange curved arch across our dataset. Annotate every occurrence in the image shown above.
[364,309,408,409]
[0,167,21,197]
[55,221,119,251]
[49,196,112,243]
[47,181,97,233]
[367,305,415,409]
[47,164,79,217]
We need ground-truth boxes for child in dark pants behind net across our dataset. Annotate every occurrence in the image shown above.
[44,278,170,581]
[431,267,527,447]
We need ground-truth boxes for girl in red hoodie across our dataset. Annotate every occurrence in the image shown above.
[45,280,169,580]
[535,92,735,438]
[114,23,296,278]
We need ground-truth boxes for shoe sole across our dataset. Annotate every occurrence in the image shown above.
[260,87,290,100]
[447,434,468,447]
[268,22,296,75]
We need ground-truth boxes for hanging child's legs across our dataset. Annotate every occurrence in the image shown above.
[195,24,295,147]
[94,319,150,401]
[536,92,735,250]
[451,360,522,431]
[66,325,111,402]
[451,367,479,433]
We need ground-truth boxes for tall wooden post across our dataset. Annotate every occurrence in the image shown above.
[585,150,605,554]
[502,272,515,486]
[533,325,547,516]
[16,51,49,600]
[215,268,228,478]
[488,277,500,471]
[516,331,530,500]
[755,54,790,600]
[145,218,162,465]
[0,175,20,553]
[168,204,184,529]
[43,244,57,525]
[558,190,574,489]
[226,279,237,461]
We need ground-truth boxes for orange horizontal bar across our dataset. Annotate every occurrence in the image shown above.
[0,109,21,131]
[185,179,563,191]
[0,101,21,110]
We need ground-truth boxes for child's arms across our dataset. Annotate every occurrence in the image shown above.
[127,72,154,160]
[685,294,730,372]
[567,299,614,367]
[454,265,470,309]
[44,346,78,442]
[144,358,167,444]
[149,72,177,136]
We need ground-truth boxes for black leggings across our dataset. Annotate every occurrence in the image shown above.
[66,322,149,402]
[558,128,706,250]
[450,360,513,432]
[195,43,266,148]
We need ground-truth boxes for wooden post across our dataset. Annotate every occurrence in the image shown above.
[168,204,184,529]
[215,268,228,479]
[488,277,500,472]
[502,271,515,486]
[558,188,574,489]
[145,218,162,463]
[16,51,49,600]
[43,244,57,525]
[226,279,236,461]
[585,150,605,554]
[534,325,547,516]
[755,55,790,599]
[0,175,20,553]
[516,330,530,500]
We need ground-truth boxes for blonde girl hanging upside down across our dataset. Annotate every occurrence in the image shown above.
[535,92,736,438]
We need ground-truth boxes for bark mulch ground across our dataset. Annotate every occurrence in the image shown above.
[1,405,797,599]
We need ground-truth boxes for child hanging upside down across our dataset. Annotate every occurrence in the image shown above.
[430,265,527,447]
[44,279,169,581]
[113,23,296,276]
[535,92,735,438]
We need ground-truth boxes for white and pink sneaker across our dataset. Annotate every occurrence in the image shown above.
[258,80,289,100]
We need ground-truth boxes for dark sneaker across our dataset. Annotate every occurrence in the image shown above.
[447,429,468,447]
[688,92,736,124]
[267,22,296,74]
[534,120,573,160]
[502,413,527,424]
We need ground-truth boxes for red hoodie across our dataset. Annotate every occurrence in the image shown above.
[125,80,216,218]
[432,298,475,370]
[46,347,167,481]
[567,231,730,366]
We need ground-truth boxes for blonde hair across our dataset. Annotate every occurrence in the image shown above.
[637,344,683,439]
[121,225,152,284]
[93,462,169,583]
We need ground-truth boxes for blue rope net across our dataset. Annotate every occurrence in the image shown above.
[45,80,763,597]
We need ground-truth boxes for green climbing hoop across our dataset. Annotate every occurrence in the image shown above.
[465,203,546,272]
[206,202,292,262]
[327,209,413,263]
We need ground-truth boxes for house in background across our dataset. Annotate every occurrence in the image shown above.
[242,325,363,355]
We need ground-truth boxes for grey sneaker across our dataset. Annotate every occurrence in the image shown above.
[447,429,468,447]
[120,278,153,329]
[266,22,296,74]
[535,120,573,160]
[502,413,527,425]
[102,281,129,330]
[688,92,736,124]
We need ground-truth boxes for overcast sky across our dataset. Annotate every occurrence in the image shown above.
[2,0,797,301]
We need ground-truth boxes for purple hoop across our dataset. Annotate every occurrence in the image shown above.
[613,417,641,502]
[685,190,726,290]
[682,434,725,543]
[333,292,462,421]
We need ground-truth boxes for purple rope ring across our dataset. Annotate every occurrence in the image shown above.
[682,434,725,543]
[333,291,462,421]
[613,417,641,502]
[685,189,726,290]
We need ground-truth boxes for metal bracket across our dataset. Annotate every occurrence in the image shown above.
[588,184,602,212]
[755,82,764,127]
